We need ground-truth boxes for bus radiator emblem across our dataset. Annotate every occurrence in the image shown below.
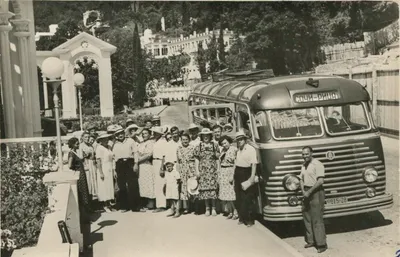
[326,151,335,160]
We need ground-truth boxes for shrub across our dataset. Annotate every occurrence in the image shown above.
[75,113,153,132]
[1,146,51,248]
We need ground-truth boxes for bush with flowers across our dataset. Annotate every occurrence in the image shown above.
[1,145,51,248]
[1,229,17,256]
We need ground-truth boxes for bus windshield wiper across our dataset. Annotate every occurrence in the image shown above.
[291,110,302,137]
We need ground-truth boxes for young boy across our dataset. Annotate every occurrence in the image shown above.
[164,160,181,218]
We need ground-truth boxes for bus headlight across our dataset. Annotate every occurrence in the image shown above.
[363,167,378,183]
[366,187,376,198]
[287,196,299,206]
[283,175,300,191]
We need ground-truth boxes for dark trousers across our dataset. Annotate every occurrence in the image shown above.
[234,166,256,224]
[302,186,327,247]
[116,159,140,211]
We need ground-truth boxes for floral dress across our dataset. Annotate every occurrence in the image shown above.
[218,146,237,201]
[138,140,155,199]
[176,144,196,200]
[193,141,220,200]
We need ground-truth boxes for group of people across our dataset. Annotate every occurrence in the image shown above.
[66,115,259,227]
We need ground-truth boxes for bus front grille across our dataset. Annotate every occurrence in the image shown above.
[265,142,386,206]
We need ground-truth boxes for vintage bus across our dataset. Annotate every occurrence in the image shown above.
[188,71,393,221]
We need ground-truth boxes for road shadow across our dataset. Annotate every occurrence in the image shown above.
[258,210,392,239]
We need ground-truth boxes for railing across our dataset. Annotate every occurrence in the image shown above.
[13,173,81,257]
[0,136,73,166]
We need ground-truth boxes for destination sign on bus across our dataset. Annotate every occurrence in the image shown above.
[293,91,341,103]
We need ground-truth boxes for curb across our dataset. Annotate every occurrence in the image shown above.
[157,105,168,116]
[253,221,304,257]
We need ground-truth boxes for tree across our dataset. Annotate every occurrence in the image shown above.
[226,35,254,71]
[132,23,146,107]
[196,41,207,81]
[218,25,227,69]
[207,33,220,73]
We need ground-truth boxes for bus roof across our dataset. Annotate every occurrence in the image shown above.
[190,75,370,110]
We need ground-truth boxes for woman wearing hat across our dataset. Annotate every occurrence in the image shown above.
[95,132,115,212]
[193,128,220,216]
[176,133,197,214]
[234,131,258,227]
[80,131,98,201]
[218,135,239,220]
[137,128,156,211]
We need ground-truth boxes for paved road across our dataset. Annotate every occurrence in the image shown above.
[159,102,190,128]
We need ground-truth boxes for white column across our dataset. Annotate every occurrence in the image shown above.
[60,55,77,118]
[0,12,16,138]
[11,19,34,136]
[20,0,42,137]
[98,51,114,117]
[42,73,49,109]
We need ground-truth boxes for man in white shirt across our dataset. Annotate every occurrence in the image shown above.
[112,128,140,212]
[152,126,169,212]
[299,146,327,253]
[165,126,181,162]
[234,131,258,227]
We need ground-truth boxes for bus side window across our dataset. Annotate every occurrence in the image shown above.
[235,104,253,139]
[254,111,271,142]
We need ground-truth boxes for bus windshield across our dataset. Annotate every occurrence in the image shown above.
[321,102,371,135]
[269,108,323,139]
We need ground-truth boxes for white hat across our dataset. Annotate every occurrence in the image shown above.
[113,125,124,135]
[187,177,199,195]
[125,124,139,133]
[188,123,199,130]
[162,125,171,134]
[151,126,165,135]
[199,128,213,135]
[235,130,248,140]
[224,123,233,129]
[72,130,84,138]
[97,132,111,141]
[107,124,120,133]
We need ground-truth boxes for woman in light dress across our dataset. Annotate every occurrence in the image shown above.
[80,132,97,200]
[95,133,115,212]
[137,128,156,211]
[218,135,238,220]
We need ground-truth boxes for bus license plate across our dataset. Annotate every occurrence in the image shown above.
[326,197,348,205]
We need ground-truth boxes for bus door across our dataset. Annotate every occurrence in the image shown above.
[235,103,264,214]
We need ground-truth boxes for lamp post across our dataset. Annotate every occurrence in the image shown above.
[73,73,85,130]
[42,57,65,171]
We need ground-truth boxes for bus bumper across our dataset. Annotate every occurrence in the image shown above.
[263,193,393,222]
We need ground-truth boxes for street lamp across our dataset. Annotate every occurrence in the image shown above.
[73,73,85,130]
[42,57,65,171]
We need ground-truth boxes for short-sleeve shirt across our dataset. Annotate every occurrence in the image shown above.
[235,144,258,168]
[112,138,137,160]
[165,139,181,163]
[153,138,168,159]
[300,158,325,187]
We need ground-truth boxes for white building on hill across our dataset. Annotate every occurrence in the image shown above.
[141,28,235,81]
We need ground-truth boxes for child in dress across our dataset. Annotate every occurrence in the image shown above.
[165,160,181,218]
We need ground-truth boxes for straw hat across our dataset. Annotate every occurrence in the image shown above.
[188,123,199,130]
[72,130,84,138]
[199,128,213,135]
[107,124,120,134]
[151,126,165,135]
[187,177,199,195]
[113,125,124,135]
[235,131,248,140]
[125,124,139,133]
[86,123,96,130]
[96,132,111,142]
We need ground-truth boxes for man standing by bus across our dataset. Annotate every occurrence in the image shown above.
[299,146,327,253]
